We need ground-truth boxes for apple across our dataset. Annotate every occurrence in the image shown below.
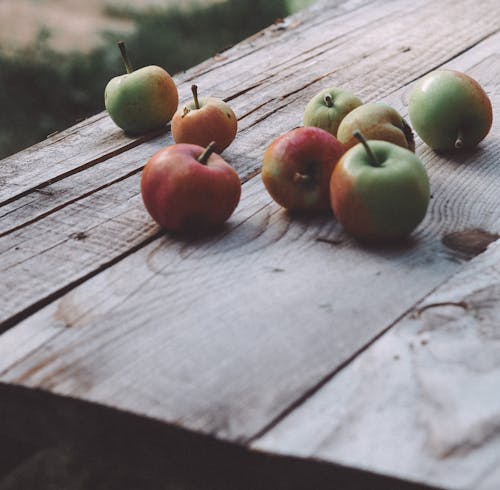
[408,69,493,151]
[141,141,241,233]
[336,103,415,152]
[171,84,237,153]
[303,86,363,136]
[330,130,430,242]
[105,41,178,134]
[262,127,346,212]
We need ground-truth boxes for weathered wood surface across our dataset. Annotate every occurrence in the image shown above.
[1,0,500,488]
[2,0,500,329]
[255,238,500,490]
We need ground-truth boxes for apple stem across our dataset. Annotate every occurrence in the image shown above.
[353,129,381,167]
[117,41,134,74]
[198,141,217,165]
[324,94,334,108]
[191,84,200,110]
[455,130,464,149]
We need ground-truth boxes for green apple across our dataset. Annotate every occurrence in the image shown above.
[303,87,363,136]
[337,103,415,152]
[408,69,493,151]
[105,41,179,134]
[330,130,430,242]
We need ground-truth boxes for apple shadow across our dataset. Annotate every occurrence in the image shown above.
[164,222,231,244]
[432,144,487,166]
[285,207,335,223]
[284,208,422,255]
[355,234,421,255]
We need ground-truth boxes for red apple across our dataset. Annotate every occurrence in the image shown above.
[262,127,346,212]
[141,142,241,232]
[171,84,237,153]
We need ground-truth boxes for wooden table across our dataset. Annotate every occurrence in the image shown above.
[1,0,499,488]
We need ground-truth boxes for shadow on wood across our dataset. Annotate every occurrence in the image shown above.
[0,383,441,490]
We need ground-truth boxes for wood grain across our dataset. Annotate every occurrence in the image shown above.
[1,0,499,330]
[0,1,499,487]
[255,240,500,490]
[1,33,499,447]
[1,0,498,206]
[0,0,380,206]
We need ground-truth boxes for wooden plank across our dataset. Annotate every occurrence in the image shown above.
[1,0,499,330]
[0,0,415,226]
[2,0,498,209]
[0,138,164,238]
[254,238,500,490]
[0,114,154,206]
[1,33,499,453]
[0,0,379,206]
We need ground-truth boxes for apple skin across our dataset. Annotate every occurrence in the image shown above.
[330,140,430,242]
[262,127,346,212]
[337,103,415,152]
[141,143,241,233]
[408,69,493,151]
[303,87,363,136]
[171,92,237,153]
[105,65,178,134]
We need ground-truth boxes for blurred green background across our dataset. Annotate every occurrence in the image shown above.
[0,0,313,160]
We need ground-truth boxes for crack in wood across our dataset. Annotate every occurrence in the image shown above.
[0,230,163,335]
[0,167,144,239]
[411,301,469,319]
[0,132,162,209]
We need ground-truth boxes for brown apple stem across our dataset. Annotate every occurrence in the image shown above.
[117,41,134,74]
[353,129,381,167]
[455,130,464,149]
[191,84,200,110]
[198,141,217,165]
[324,94,334,108]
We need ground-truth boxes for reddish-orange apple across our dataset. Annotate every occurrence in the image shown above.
[171,85,237,153]
[262,127,346,212]
[141,142,241,232]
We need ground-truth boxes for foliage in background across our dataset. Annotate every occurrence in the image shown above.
[0,0,289,159]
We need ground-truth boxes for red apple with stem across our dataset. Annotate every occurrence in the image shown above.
[171,84,237,153]
[262,127,346,212]
[141,142,241,233]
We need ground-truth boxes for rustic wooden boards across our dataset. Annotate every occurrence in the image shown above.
[1,0,500,488]
[255,239,500,490]
[2,0,499,330]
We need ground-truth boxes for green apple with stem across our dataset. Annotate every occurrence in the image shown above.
[330,130,430,242]
[408,69,493,151]
[337,103,415,152]
[303,86,363,136]
[105,41,178,134]
[171,84,237,153]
